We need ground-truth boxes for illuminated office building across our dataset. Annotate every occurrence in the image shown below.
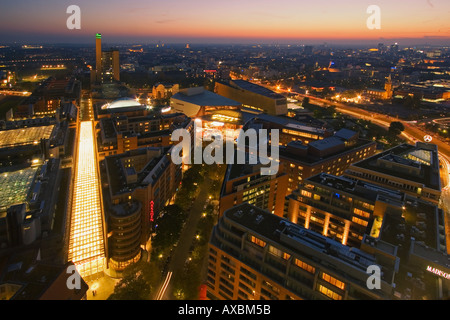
[345,142,441,205]
[102,146,182,272]
[93,33,120,83]
[219,159,288,218]
[278,128,377,194]
[208,203,396,300]
[208,200,449,300]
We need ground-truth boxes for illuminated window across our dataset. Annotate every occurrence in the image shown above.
[318,285,342,300]
[294,258,315,274]
[301,190,312,198]
[354,208,370,218]
[250,235,266,248]
[322,272,346,290]
[352,216,368,227]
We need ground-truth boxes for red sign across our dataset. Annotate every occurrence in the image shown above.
[150,201,154,222]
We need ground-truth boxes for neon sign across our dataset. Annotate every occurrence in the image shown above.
[150,201,154,222]
[426,266,450,280]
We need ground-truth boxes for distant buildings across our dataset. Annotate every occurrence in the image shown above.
[364,76,393,101]
[14,77,81,118]
[215,80,288,115]
[152,83,179,100]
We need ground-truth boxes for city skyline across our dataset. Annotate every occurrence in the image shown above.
[1,0,450,46]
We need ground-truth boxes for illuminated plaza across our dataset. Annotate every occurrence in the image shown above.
[68,121,105,279]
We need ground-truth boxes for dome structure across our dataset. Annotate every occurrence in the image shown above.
[102,97,144,110]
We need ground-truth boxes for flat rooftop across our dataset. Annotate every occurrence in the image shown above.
[350,143,441,191]
[230,80,286,100]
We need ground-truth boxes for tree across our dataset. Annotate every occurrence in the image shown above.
[302,97,310,108]
[107,261,158,300]
[152,204,186,249]
[389,121,405,136]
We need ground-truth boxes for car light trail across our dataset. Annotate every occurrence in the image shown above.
[156,271,173,300]
[68,121,105,278]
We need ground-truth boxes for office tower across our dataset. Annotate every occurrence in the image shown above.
[96,33,102,83]
[102,49,120,82]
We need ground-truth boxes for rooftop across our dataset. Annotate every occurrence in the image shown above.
[222,203,393,282]
[349,143,441,191]
[171,87,241,107]
[0,165,40,212]
[229,80,286,100]
[0,125,55,149]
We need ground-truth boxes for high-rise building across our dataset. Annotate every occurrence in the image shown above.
[93,33,120,83]
[102,49,120,82]
[95,33,102,83]
[208,203,396,300]
[278,129,377,194]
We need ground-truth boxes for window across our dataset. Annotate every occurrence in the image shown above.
[352,217,368,227]
[301,190,312,198]
[354,208,370,218]
[294,258,315,274]
[318,285,342,300]
[250,235,266,248]
[322,272,346,290]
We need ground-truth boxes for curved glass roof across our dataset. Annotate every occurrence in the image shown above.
[104,98,143,109]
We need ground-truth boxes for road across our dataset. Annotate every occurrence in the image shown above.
[154,176,213,300]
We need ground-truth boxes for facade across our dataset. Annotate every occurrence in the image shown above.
[208,196,449,300]
[215,80,288,115]
[102,50,120,82]
[345,142,441,205]
[219,159,288,218]
[102,146,182,272]
[208,203,397,300]
[245,113,333,147]
[152,83,179,100]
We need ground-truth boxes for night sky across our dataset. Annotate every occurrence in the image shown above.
[0,0,449,45]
